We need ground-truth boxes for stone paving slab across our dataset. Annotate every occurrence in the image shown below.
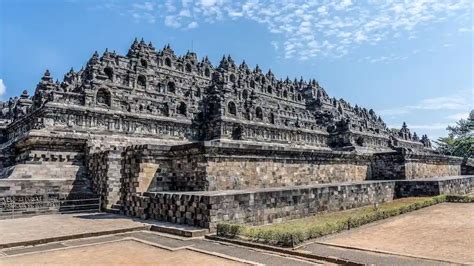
[147,220,209,237]
[190,239,319,266]
[314,203,474,264]
[126,231,196,249]
[297,242,443,265]
[0,239,248,266]
[0,230,323,265]
[0,212,146,248]
[62,235,125,247]
[2,242,67,256]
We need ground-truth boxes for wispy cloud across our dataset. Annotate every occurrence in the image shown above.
[383,90,472,140]
[458,26,474,32]
[446,112,470,120]
[104,0,471,60]
[388,122,448,131]
[407,123,449,130]
[0,79,6,99]
[164,15,180,28]
[361,54,408,64]
[187,21,199,29]
[379,89,472,116]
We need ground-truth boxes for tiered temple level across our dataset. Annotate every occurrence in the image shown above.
[1,38,430,153]
[0,39,470,227]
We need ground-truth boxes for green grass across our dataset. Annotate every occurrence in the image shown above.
[217,195,464,247]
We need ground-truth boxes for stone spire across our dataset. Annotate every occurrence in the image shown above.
[239,60,249,71]
[41,69,53,83]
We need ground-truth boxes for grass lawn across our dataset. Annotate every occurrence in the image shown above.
[217,194,473,247]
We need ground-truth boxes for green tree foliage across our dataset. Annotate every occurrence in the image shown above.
[436,110,474,158]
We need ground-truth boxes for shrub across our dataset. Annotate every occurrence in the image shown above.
[445,195,474,203]
[217,223,245,238]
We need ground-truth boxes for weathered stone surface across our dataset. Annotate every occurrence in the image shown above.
[0,39,434,160]
[370,150,462,180]
[461,158,474,175]
[129,176,472,230]
[87,149,122,209]
[135,180,397,230]
[395,176,473,197]
[0,38,469,229]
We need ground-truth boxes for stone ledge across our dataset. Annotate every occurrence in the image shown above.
[143,176,473,197]
[144,180,397,197]
[126,176,474,230]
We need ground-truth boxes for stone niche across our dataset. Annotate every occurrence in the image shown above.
[370,150,462,180]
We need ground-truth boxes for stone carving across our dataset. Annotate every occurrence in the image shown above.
[0,38,433,153]
[0,38,469,229]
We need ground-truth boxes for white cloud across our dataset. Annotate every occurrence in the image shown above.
[388,123,448,131]
[458,26,474,32]
[106,0,471,60]
[132,2,155,11]
[270,41,279,51]
[415,93,470,110]
[407,123,449,130]
[187,21,199,29]
[179,9,191,17]
[200,0,217,8]
[364,54,408,64]
[0,79,6,98]
[380,89,472,116]
[164,0,176,12]
[164,16,181,28]
[446,112,470,120]
[382,90,472,140]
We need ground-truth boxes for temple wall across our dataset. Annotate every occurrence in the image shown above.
[204,160,368,191]
[128,181,397,230]
[87,150,122,209]
[122,176,473,230]
[165,142,371,191]
[166,154,369,191]
[122,143,465,192]
[0,178,85,197]
[461,158,474,175]
[120,145,171,217]
[370,153,404,180]
[395,176,473,197]
[0,146,90,197]
[370,151,462,180]
[404,162,460,179]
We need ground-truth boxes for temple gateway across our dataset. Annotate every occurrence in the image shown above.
[0,38,471,228]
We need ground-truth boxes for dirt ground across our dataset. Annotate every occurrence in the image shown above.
[0,240,247,265]
[319,203,474,264]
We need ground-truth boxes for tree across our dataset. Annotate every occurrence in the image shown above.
[435,110,474,158]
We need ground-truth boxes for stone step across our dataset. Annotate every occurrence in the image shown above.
[146,221,209,237]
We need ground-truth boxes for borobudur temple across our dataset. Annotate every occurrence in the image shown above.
[0,38,472,228]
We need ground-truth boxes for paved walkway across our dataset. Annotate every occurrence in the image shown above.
[0,231,323,265]
[2,203,472,265]
[297,242,446,265]
[0,212,145,247]
[0,240,246,266]
[301,203,474,264]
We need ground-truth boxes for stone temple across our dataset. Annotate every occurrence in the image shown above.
[0,38,472,229]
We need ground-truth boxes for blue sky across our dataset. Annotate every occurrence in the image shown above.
[0,0,472,140]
